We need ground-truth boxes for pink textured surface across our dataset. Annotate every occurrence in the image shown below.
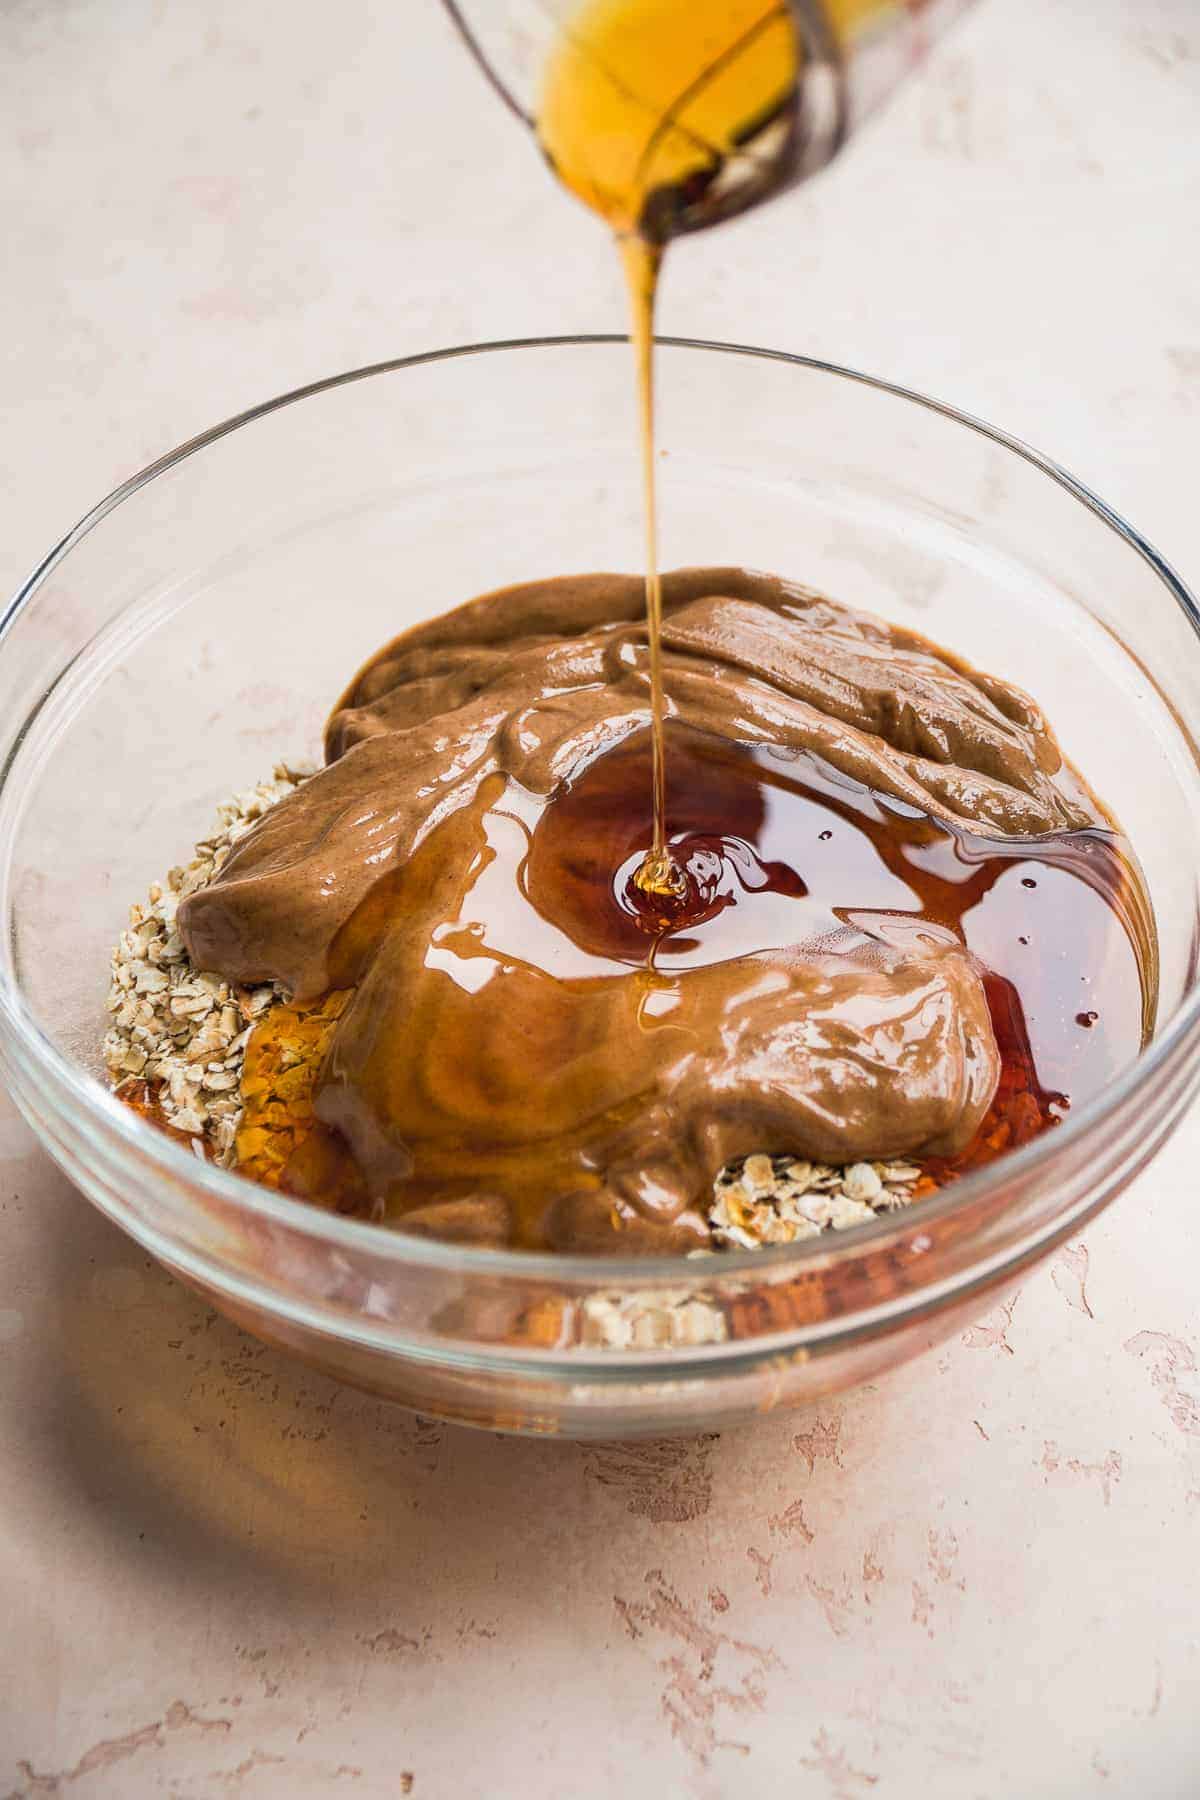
[3,0,1200,1792]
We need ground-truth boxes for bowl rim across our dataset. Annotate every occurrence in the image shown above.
[2,332,1198,1288]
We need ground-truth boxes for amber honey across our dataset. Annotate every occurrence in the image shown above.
[536,0,801,241]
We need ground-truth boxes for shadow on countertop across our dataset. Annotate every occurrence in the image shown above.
[13,1159,819,1630]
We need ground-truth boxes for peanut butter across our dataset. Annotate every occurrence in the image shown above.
[178,569,1154,1251]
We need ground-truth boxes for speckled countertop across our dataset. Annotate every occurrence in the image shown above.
[3,2,1200,1794]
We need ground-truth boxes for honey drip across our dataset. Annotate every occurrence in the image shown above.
[621,234,677,892]
[537,0,801,892]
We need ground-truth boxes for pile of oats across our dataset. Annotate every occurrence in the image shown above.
[103,763,311,1164]
[104,766,927,1257]
[580,1288,729,1350]
[708,1152,922,1249]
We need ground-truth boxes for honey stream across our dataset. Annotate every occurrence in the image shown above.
[537,0,801,889]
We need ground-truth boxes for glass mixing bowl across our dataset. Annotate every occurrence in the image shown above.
[2,338,1199,1437]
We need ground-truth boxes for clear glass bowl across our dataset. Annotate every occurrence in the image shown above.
[2,338,1199,1437]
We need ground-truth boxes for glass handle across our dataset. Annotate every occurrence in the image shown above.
[439,0,537,126]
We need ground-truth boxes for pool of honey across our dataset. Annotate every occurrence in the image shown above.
[235,725,1153,1241]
